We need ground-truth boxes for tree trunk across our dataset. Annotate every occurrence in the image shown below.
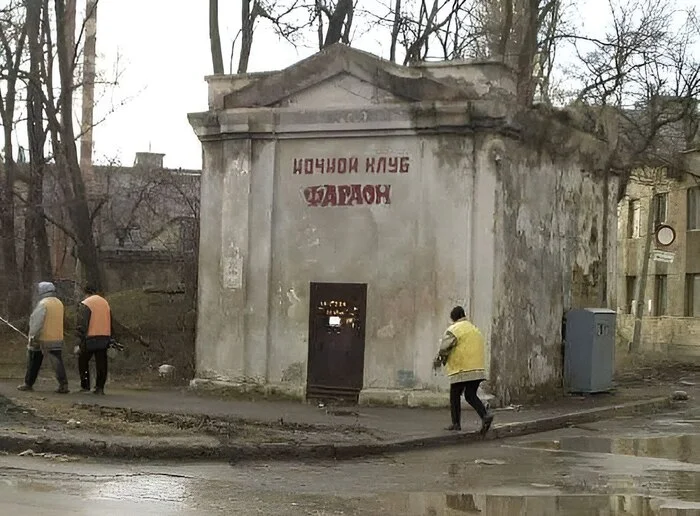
[79,0,97,191]
[209,0,224,74]
[0,16,26,317]
[0,140,20,317]
[497,0,514,58]
[389,0,401,62]
[238,0,254,74]
[54,0,103,290]
[515,0,539,106]
[25,0,52,288]
[631,178,657,352]
[599,166,610,307]
[323,0,353,48]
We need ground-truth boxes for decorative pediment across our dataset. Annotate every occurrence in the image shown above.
[223,44,470,109]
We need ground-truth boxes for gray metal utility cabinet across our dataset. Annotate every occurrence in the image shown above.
[564,308,616,394]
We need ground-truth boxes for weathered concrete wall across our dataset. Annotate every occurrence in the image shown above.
[487,122,617,403]
[194,132,482,392]
[189,44,617,404]
[265,136,475,391]
[101,250,189,292]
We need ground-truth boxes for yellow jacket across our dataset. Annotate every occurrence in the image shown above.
[28,296,64,350]
[436,318,486,383]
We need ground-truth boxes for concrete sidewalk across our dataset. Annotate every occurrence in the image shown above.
[0,377,692,462]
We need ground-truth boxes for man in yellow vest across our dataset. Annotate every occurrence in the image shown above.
[76,284,114,395]
[17,282,69,393]
[433,306,494,434]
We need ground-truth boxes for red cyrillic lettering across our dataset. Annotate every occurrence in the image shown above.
[366,157,375,173]
[315,159,325,174]
[294,159,303,175]
[362,185,376,204]
[388,157,398,173]
[375,184,391,204]
[376,157,386,173]
[338,185,351,206]
[349,158,358,173]
[304,158,314,175]
[304,186,323,207]
[322,185,338,207]
[348,185,363,206]
[400,157,410,173]
[326,158,336,174]
[338,158,347,174]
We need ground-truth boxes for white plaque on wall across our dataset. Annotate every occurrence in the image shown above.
[223,246,243,290]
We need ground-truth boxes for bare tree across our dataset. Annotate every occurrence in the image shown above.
[560,0,700,321]
[238,0,270,73]
[41,0,103,289]
[372,0,562,103]
[23,0,52,293]
[0,1,27,317]
[209,0,224,74]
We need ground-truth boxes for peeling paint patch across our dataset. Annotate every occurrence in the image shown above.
[377,321,396,339]
[397,369,416,388]
[286,287,304,319]
[281,362,305,384]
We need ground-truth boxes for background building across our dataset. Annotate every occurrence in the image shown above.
[616,149,700,363]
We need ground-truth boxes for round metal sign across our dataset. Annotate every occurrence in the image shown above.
[655,224,676,247]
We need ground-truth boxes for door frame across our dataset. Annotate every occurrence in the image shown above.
[306,282,367,403]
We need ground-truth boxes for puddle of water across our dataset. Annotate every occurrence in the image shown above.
[87,474,191,505]
[372,492,700,515]
[523,434,700,464]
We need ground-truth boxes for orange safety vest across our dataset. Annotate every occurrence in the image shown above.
[82,295,111,337]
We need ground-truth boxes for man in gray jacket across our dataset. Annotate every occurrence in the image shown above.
[17,282,69,393]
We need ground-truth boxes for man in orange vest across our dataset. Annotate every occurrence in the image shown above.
[17,282,69,393]
[76,284,114,395]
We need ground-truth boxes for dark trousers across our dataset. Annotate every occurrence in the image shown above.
[450,380,488,425]
[24,349,68,387]
[79,349,108,390]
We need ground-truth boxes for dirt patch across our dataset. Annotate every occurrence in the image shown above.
[4,394,383,446]
[0,394,39,426]
[616,361,700,387]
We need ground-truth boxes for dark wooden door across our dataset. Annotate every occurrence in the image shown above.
[306,282,367,403]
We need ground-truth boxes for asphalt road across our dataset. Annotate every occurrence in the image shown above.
[0,402,698,515]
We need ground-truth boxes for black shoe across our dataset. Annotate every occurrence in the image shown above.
[445,424,461,431]
[79,388,91,393]
[17,384,32,392]
[480,414,494,435]
[55,385,70,394]
[93,388,105,395]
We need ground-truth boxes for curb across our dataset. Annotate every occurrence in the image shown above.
[0,396,676,462]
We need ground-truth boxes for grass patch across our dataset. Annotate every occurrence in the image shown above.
[0,289,195,387]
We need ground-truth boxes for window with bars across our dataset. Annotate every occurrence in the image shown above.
[653,192,668,227]
[653,275,667,316]
[627,200,641,238]
[687,187,700,230]
[626,275,638,314]
[686,274,700,317]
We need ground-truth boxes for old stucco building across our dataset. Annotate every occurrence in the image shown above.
[188,44,617,405]
[616,150,700,363]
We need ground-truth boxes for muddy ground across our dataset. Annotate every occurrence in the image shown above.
[1,400,699,515]
[0,389,382,449]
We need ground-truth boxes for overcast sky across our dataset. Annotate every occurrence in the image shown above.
[92,0,697,170]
